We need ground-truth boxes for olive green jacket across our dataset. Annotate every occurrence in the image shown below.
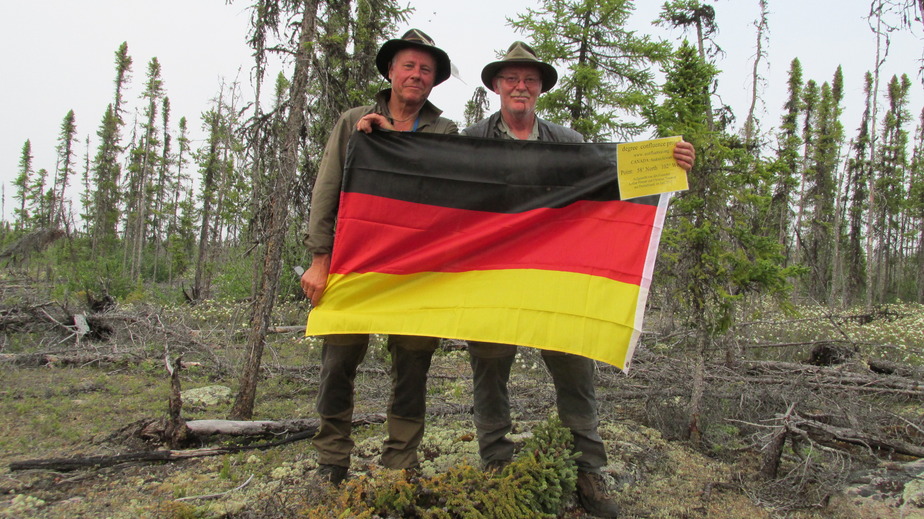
[303,89,459,254]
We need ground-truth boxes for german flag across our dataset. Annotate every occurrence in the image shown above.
[306,131,668,370]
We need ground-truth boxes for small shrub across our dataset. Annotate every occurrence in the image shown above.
[305,417,578,518]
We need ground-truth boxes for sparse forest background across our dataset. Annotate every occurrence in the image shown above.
[4,0,924,309]
[2,1,924,517]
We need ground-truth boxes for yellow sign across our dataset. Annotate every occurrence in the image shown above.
[616,136,689,200]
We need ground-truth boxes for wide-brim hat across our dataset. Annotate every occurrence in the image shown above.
[481,41,558,93]
[376,29,452,86]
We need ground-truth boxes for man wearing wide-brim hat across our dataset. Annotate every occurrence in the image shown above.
[463,41,696,518]
[301,28,458,486]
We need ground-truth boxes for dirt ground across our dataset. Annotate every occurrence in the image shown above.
[1,291,922,518]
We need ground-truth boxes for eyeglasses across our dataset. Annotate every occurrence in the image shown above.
[496,75,541,88]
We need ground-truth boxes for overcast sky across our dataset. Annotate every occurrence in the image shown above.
[1,1,922,221]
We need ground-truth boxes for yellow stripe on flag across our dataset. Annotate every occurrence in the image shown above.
[307,269,644,369]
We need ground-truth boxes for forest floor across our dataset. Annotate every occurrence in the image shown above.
[0,276,923,518]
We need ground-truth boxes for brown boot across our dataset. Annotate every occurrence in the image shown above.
[316,463,349,486]
[483,459,511,475]
[576,470,620,518]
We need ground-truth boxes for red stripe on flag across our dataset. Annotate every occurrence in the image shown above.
[330,192,656,285]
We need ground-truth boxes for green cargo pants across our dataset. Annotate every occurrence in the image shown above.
[468,341,608,472]
[313,333,437,470]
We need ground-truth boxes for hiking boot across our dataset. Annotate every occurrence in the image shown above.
[484,459,511,474]
[403,466,421,483]
[316,463,349,485]
[576,470,620,518]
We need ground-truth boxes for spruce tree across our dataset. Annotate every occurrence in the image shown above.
[113,42,132,124]
[164,116,192,285]
[80,135,93,235]
[655,0,719,130]
[125,57,166,281]
[645,40,792,442]
[510,0,671,141]
[150,96,173,282]
[14,140,33,232]
[192,107,221,302]
[793,79,819,264]
[53,110,78,229]
[804,68,844,303]
[89,43,133,254]
[28,167,50,229]
[872,74,912,301]
[770,59,804,258]
[90,105,122,252]
[842,73,875,304]
[464,87,490,127]
[909,108,924,301]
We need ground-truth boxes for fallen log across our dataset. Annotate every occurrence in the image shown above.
[0,352,139,368]
[735,360,924,397]
[267,325,306,334]
[10,414,386,472]
[867,359,924,380]
[791,413,924,458]
[184,418,325,437]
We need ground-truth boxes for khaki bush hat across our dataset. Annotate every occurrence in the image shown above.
[376,28,452,85]
[481,41,558,93]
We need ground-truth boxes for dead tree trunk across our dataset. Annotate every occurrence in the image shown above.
[229,0,320,420]
[191,112,220,301]
[9,414,386,472]
[165,355,189,448]
[686,332,708,444]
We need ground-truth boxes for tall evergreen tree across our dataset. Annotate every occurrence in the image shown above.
[125,57,166,280]
[113,42,132,124]
[90,105,123,252]
[655,0,718,130]
[769,59,804,257]
[909,108,924,301]
[80,135,93,234]
[871,74,912,301]
[804,68,844,303]
[53,110,78,229]
[165,116,192,285]
[89,43,133,254]
[510,0,671,141]
[150,96,173,282]
[645,40,791,443]
[843,73,876,304]
[192,107,223,301]
[793,79,819,263]
[464,87,490,127]
[14,140,33,232]
[28,167,50,228]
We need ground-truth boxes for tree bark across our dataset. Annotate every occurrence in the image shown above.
[686,332,707,444]
[230,0,319,420]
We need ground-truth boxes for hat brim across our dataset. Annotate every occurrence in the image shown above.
[376,40,451,86]
[481,60,557,93]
